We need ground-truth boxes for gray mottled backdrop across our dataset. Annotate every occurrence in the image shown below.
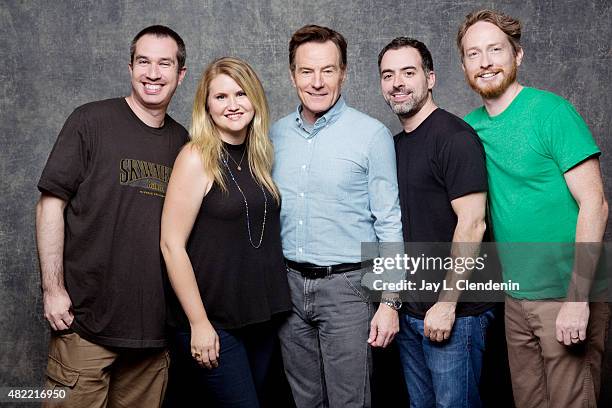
[1,0,611,405]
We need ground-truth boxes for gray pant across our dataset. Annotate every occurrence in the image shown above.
[279,266,373,408]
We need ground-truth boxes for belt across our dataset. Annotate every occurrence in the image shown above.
[285,259,372,279]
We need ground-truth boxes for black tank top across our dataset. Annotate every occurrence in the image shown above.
[167,142,290,330]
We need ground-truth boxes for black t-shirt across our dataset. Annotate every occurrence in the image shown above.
[167,142,291,331]
[395,108,493,318]
[38,98,189,348]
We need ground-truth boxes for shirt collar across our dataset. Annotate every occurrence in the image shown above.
[294,96,347,135]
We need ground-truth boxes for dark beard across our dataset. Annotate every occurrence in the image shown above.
[386,89,428,118]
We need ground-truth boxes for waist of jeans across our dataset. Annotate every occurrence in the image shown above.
[285,258,372,279]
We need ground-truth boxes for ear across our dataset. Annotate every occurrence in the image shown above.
[515,47,524,67]
[128,62,133,75]
[427,70,436,90]
[289,69,297,88]
[178,66,187,85]
[340,67,347,85]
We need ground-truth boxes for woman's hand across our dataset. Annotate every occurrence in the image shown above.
[190,320,220,369]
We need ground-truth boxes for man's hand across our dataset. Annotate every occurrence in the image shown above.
[368,304,399,348]
[424,302,456,342]
[43,288,73,331]
[556,301,589,345]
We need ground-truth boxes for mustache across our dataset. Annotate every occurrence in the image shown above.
[474,68,503,79]
[388,87,414,96]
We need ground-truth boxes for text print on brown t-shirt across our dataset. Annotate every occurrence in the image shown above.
[119,158,172,197]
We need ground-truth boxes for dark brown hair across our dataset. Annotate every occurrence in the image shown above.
[378,37,434,75]
[130,25,186,70]
[289,25,347,71]
[456,9,522,59]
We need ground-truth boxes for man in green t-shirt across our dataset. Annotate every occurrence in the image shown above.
[457,9,609,408]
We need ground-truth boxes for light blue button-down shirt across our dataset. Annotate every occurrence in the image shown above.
[270,96,403,265]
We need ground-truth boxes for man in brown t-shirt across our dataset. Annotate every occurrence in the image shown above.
[36,25,188,406]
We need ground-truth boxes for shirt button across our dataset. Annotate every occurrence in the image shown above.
[307,139,312,144]
[298,247,303,252]
[299,192,304,197]
[301,165,306,170]
[298,220,303,225]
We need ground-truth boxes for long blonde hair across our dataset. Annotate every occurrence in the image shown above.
[190,57,280,203]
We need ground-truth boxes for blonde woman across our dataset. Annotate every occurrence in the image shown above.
[160,57,290,407]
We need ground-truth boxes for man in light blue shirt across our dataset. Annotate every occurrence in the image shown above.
[271,25,404,408]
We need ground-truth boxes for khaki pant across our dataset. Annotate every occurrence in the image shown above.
[505,297,609,408]
[44,331,169,408]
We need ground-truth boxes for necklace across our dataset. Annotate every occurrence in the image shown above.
[222,154,267,249]
[224,146,246,171]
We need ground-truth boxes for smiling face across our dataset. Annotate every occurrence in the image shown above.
[128,34,186,114]
[380,47,434,117]
[291,40,346,124]
[207,74,255,144]
[461,21,522,99]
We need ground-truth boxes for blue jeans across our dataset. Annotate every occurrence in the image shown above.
[166,322,277,408]
[396,309,495,408]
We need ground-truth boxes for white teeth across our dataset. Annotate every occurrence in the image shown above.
[145,84,161,90]
[480,72,497,78]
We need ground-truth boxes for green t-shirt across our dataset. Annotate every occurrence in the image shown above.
[465,87,600,299]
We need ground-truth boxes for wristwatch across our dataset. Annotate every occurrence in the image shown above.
[381,296,402,311]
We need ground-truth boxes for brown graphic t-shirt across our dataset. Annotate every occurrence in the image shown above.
[38,98,189,348]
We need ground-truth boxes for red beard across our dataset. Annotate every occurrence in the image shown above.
[466,61,518,99]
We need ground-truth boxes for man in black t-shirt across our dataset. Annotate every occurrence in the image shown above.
[36,26,188,406]
[378,37,494,407]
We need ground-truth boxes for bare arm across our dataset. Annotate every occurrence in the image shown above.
[36,192,73,331]
[160,145,218,368]
[424,191,487,342]
[556,157,608,345]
